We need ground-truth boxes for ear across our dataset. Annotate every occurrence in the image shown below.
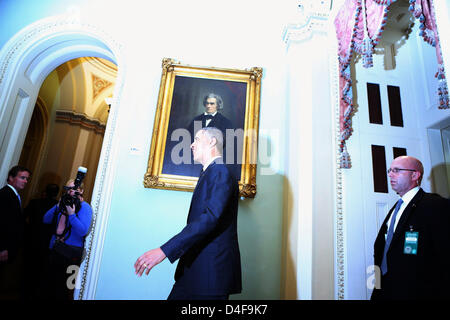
[210,137,217,147]
[412,171,421,185]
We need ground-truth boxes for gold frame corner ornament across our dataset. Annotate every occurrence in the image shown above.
[144,58,262,198]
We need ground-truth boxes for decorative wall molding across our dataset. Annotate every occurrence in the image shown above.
[55,109,106,134]
[330,40,345,300]
[92,74,113,100]
[283,0,332,45]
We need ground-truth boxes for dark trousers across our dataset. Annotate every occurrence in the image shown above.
[167,281,229,300]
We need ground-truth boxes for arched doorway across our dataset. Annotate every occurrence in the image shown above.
[0,15,125,300]
[18,57,117,206]
[0,29,117,182]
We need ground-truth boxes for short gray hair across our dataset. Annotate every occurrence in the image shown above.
[201,127,223,155]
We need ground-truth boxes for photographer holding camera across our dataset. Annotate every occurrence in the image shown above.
[42,168,92,300]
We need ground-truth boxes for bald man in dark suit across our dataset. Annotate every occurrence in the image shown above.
[371,156,450,300]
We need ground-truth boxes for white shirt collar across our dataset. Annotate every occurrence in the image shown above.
[203,111,217,116]
[6,184,19,197]
[400,186,420,205]
[203,156,222,171]
[386,186,421,232]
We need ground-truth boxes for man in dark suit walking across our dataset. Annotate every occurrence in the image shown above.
[135,127,241,300]
[371,156,450,300]
[0,165,31,298]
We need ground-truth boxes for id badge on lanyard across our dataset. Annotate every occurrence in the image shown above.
[404,229,419,255]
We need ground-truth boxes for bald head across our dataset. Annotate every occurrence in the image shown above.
[396,156,423,183]
[388,156,424,196]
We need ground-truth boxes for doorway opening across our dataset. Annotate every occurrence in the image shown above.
[18,57,117,207]
[0,18,122,300]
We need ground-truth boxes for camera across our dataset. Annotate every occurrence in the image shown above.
[59,167,87,215]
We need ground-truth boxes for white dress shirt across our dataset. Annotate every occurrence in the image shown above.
[204,111,217,127]
[386,186,420,233]
[203,156,222,172]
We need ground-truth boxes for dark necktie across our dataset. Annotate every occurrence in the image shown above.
[17,193,23,213]
[203,114,214,127]
[381,198,404,275]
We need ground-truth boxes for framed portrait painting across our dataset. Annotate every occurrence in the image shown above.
[144,58,262,198]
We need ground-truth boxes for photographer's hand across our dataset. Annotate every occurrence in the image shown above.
[66,204,75,216]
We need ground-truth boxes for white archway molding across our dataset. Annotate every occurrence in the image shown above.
[25,39,114,85]
[0,13,126,300]
[0,14,119,177]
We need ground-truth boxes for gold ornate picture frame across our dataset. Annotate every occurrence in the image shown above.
[143,58,262,198]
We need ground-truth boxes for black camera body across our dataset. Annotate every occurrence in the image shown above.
[59,167,87,215]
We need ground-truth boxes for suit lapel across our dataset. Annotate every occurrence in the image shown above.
[188,161,219,222]
[208,113,219,127]
[6,186,21,212]
[195,162,215,188]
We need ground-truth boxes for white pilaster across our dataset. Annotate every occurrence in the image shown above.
[282,0,336,300]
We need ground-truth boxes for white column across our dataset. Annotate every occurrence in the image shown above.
[282,0,336,300]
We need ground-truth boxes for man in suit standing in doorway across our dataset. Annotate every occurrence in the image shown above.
[135,127,241,300]
[0,165,31,298]
[371,156,450,300]
[0,166,31,263]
